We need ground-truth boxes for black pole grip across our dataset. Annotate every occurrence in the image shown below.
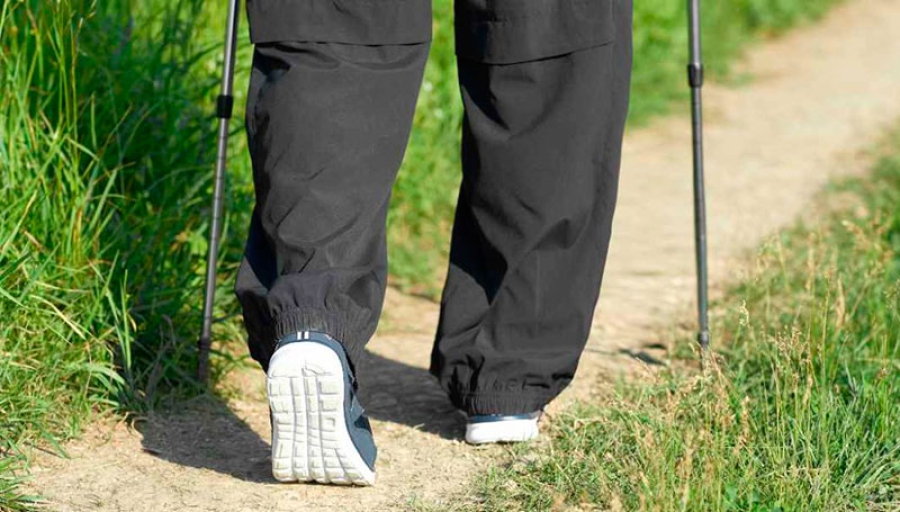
[687,63,704,88]
[216,94,235,119]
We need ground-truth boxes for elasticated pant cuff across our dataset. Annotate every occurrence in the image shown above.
[273,307,367,370]
[451,391,554,416]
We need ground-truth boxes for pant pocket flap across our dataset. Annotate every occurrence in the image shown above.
[455,0,614,64]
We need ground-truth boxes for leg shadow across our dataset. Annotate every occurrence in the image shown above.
[357,350,466,441]
[139,348,463,482]
[137,394,275,483]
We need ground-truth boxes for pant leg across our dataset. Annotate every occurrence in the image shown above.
[431,0,633,415]
[236,1,430,371]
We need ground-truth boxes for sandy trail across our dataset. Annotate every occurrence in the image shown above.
[26,0,900,509]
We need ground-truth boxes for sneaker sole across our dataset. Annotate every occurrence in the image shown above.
[267,342,376,486]
[465,418,539,445]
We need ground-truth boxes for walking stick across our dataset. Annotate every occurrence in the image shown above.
[198,0,241,384]
[688,0,711,353]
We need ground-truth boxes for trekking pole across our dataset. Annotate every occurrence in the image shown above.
[687,0,711,354]
[198,0,241,385]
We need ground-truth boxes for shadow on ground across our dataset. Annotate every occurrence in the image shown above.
[136,397,275,483]
[137,348,465,482]
[358,349,466,440]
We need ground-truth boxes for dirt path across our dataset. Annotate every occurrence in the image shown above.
[26,0,900,509]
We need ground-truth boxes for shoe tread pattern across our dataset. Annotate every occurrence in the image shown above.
[268,345,373,486]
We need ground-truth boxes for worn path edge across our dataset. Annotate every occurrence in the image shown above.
[26,0,900,509]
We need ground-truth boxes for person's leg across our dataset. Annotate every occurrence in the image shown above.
[235,0,430,485]
[432,0,633,417]
[235,3,431,373]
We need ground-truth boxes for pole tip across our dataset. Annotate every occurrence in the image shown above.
[697,330,711,351]
[197,335,211,385]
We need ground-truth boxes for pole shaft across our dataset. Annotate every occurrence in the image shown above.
[688,0,711,351]
[198,0,241,384]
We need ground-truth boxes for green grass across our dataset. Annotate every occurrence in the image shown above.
[0,457,37,512]
[0,1,243,508]
[0,0,851,509]
[452,134,900,511]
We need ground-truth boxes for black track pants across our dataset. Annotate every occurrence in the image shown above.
[235,0,633,415]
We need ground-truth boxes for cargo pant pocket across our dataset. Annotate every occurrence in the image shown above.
[455,0,614,64]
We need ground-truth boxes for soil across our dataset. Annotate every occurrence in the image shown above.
[24,0,900,509]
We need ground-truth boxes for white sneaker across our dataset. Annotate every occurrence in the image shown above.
[465,411,542,444]
[267,331,377,486]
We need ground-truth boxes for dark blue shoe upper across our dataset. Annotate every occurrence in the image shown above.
[276,331,377,471]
